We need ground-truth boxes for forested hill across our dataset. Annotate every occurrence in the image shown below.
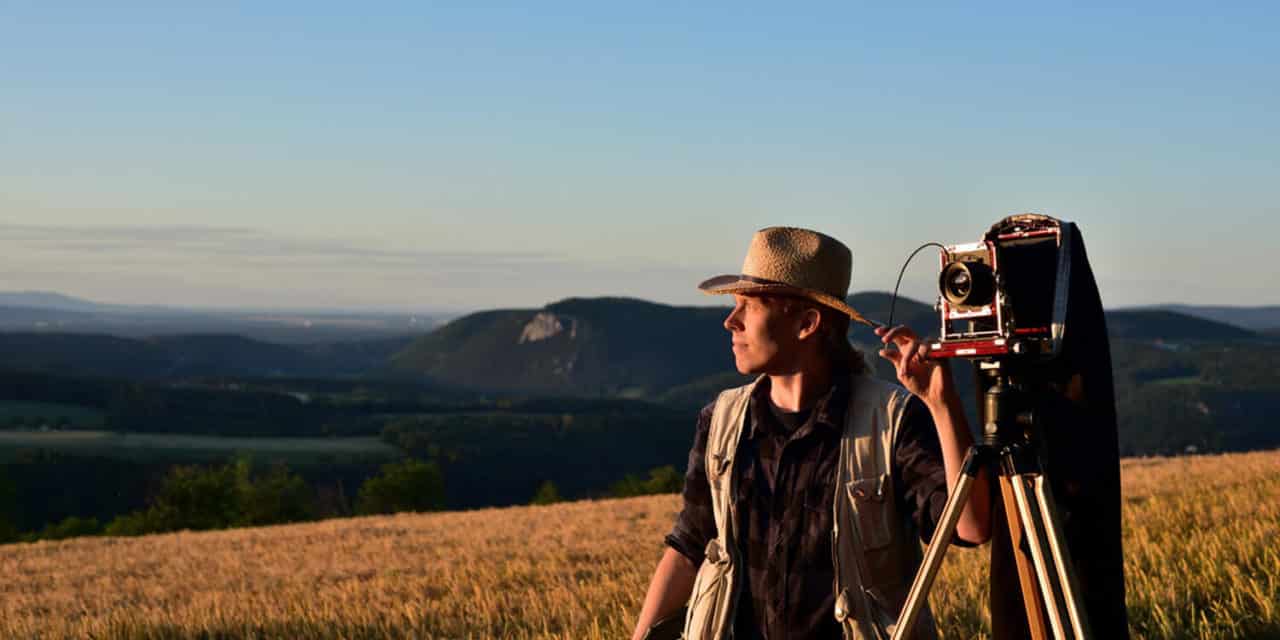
[386,297,736,395]
[0,332,413,379]
[1150,304,1280,332]
[387,294,1272,391]
[2,294,1272,392]
[1105,310,1256,341]
[385,292,952,395]
[3,294,1280,516]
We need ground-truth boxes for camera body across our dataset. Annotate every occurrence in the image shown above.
[929,214,1073,360]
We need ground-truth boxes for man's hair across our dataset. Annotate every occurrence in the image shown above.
[759,294,869,375]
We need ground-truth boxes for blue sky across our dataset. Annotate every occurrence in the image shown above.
[3,2,1277,311]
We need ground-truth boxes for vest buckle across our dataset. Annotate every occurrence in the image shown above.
[834,589,851,622]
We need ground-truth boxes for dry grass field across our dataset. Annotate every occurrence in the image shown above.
[1,449,1277,639]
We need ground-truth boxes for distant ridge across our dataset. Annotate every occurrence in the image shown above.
[1106,310,1256,341]
[6,289,1279,333]
[1140,304,1280,332]
[1,293,1269,392]
[0,291,106,312]
[386,294,1266,396]
[0,332,392,378]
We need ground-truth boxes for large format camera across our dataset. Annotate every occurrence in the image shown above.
[897,213,1128,640]
[929,213,1074,361]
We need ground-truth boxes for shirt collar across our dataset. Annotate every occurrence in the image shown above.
[746,369,851,440]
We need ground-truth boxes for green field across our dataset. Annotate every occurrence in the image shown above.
[0,430,400,464]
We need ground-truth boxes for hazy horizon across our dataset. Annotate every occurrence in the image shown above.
[3,282,1275,318]
[5,4,1277,310]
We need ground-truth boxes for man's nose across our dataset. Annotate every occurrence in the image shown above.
[724,307,742,331]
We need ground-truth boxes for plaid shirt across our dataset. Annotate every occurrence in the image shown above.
[665,374,954,640]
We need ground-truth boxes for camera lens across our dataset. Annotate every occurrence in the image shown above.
[948,270,972,296]
[940,261,995,308]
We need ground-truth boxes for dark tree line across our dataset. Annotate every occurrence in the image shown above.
[0,456,445,544]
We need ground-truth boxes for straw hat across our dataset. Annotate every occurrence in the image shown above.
[698,226,875,328]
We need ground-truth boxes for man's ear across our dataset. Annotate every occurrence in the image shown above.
[797,306,822,342]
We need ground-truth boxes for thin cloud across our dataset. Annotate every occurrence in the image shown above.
[3,223,727,309]
[4,223,563,271]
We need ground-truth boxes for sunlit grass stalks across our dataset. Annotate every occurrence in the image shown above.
[1,449,1277,639]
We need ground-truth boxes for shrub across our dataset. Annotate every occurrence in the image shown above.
[609,465,683,498]
[530,480,561,505]
[104,457,317,537]
[27,516,101,541]
[355,459,445,515]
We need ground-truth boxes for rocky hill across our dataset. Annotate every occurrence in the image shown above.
[386,297,734,395]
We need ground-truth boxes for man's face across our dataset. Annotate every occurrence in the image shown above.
[724,293,805,375]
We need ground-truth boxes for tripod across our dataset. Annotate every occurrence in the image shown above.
[892,365,1092,640]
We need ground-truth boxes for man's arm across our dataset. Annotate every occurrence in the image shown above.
[632,402,718,638]
[630,548,697,640]
[923,389,991,544]
[878,325,992,545]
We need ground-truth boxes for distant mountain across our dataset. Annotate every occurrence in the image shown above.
[0,332,401,379]
[0,291,107,312]
[144,334,332,377]
[4,294,1280,464]
[1106,310,1256,341]
[1,294,1270,395]
[299,335,418,371]
[846,291,935,328]
[384,294,1275,396]
[388,297,735,395]
[0,305,98,325]
[0,333,173,378]
[1137,304,1280,332]
[0,303,440,345]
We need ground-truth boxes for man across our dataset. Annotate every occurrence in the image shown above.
[630,227,991,640]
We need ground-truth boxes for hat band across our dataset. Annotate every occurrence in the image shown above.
[736,274,792,287]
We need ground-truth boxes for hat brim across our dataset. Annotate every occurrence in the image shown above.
[697,274,878,328]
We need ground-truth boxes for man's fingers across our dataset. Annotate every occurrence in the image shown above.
[879,324,920,347]
[878,348,902,367]
[896,337,917,363]
[880,326,905,345]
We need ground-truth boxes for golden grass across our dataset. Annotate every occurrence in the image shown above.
[1,449,1277,639]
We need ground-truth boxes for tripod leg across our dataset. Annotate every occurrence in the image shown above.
[997,475,1051,640]
[1008,473,1070,640]
[1033,475,1092,639]
[891,446,982,640]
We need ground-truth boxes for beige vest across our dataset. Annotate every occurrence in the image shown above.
[682,374,937,640]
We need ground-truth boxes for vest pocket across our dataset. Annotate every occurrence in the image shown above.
[684,538,735,640]
[848,473,892,550]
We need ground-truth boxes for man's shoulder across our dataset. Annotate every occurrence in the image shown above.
[695,378,758,429]
[709,376,760,404]
[846,373,923,426]
[848,372,909,401]
[697,399,716,425]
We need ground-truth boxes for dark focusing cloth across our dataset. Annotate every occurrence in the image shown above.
[987,220,1129,639]
[665,374,965,640]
